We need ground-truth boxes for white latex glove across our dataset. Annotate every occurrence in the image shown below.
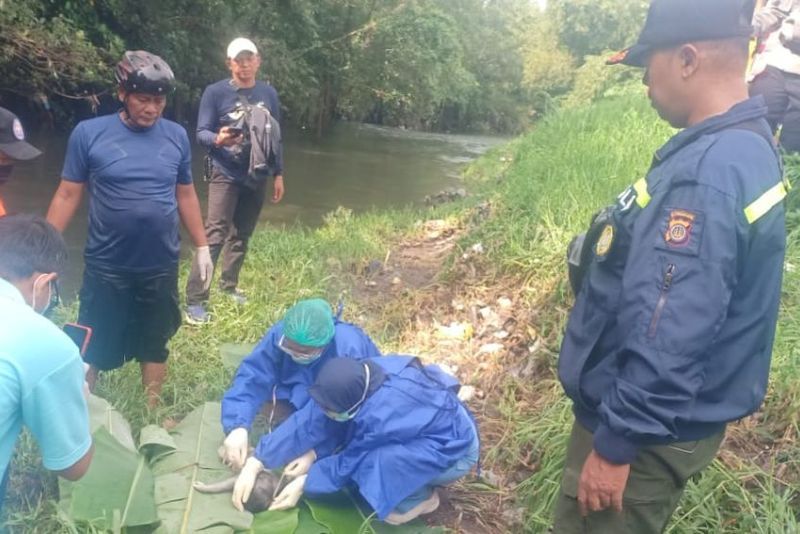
[196,245,213,291]
[269,474,307,511]
[232,457,264,512]
[284,449,316,478]
[221,427,249,471]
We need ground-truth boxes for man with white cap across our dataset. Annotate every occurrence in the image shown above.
[0,107,43,217]
[185,37,285,324]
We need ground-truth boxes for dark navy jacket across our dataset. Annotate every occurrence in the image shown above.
[558,97,787,464]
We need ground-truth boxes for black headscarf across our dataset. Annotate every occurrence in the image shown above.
[309,358,386,413]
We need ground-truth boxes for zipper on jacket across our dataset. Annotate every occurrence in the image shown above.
[648,263,675,338]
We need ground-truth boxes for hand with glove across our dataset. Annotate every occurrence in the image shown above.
[221,427,249,471]
[232,457,264,512]
[269,474,307,511]
[284,449,316,478]
[196,245,214,291]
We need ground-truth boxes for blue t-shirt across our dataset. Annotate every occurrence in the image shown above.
[61,113,193,272]
[0,279,92,507]
[196,79,283,181]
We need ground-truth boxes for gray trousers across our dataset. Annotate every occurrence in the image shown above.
[186,167,267,305]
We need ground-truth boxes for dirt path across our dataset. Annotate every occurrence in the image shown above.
[347,210,537,533]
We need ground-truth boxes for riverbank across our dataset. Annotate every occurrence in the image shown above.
[6,94,800,532]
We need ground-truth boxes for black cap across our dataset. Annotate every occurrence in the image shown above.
[608,0,756,67]
[0,107,42,160]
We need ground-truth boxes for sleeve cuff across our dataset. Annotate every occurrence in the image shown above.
[593,424,639,464]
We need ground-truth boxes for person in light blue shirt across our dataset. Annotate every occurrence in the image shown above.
[0,214,93,516]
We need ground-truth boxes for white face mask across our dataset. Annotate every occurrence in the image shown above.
[31,274,58,316]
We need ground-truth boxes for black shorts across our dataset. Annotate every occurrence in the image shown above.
[78,265,181,371]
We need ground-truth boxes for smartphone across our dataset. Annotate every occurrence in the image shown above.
[63,323,93,356]
[226,126,244,135]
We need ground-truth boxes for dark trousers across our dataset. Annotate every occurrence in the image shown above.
[553,420,725,534]
[186,167,267,305]
[749,65,800,153]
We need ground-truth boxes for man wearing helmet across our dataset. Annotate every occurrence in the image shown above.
[184,37,284,324]
[46,51,213,407]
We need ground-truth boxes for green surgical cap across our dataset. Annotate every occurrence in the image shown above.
[283,298,335,347]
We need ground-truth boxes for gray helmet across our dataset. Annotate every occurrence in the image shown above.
[115,50,175,95]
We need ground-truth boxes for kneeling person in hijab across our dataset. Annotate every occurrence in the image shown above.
[231,356,480,525]
[220,298,381,471]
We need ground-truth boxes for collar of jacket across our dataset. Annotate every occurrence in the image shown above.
[653,95,770,165]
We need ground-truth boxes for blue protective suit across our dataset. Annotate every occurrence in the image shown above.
[559,96,787,464]
[252,355,478,520]
[221,320,381,434]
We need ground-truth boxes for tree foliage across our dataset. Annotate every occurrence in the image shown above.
[0,0,648,133]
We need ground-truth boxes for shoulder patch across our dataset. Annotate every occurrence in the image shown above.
[595,223,615,257]
[664,209,695,247]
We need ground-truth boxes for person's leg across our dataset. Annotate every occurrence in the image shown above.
[780,71,800,153]
[553,420,725,534]
[749,65,789,136]
[390,411,480,519]
[219,180,267,293]
[185,169,240,306]
[78,266,133,386]
[132,269,181,407]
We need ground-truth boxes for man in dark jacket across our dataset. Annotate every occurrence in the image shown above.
[185,37,285,324]
[555,0,786,532]
[0,107,43,217]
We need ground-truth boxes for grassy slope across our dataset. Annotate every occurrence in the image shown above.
[466,95,800,533]
[6,94,800,532]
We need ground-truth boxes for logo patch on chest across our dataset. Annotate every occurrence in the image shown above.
[664,209,696,247]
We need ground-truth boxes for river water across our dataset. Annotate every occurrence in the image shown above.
[3,120,504,297]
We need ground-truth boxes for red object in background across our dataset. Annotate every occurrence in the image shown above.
[63,323,93,356]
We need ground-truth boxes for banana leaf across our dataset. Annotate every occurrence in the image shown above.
[86,392,136,451]
[59,427,159,531]
[139,424,177,462]
[150,402,253,533]
[306,491,444,534]
[246,509,300,534]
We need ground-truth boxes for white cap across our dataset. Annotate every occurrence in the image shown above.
[227,37,258,59]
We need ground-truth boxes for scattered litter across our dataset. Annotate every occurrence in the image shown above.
[786,262,796,273]
[494,330,509,339]
[471,243,484,254]
[457,385,476,402]
[497,297,512,309]
[437,321,474,340]
[391,276,402,286]
[478,343,504,355]
[365,280,377,287]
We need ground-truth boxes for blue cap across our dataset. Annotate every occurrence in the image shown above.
[608,0,756,67]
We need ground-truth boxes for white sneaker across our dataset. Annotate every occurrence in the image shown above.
[384,489,440,525]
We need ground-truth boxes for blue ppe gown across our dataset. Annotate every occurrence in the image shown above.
[221,320,381,434]
[253,355,479,520]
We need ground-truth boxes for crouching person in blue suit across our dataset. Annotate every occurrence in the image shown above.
[231,355,480,525]
[219,298,381,471]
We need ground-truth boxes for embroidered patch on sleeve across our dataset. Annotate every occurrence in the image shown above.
[656,208,704,256]
[595,223,615,258]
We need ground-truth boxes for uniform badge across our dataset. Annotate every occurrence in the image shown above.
[12,118,24,141]
[664,209,696,247]
[595,223,615,257]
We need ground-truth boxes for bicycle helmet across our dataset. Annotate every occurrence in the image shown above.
[115,50,175,95]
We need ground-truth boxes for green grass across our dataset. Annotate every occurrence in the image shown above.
[6,94,800,532]
[464,95,800,532]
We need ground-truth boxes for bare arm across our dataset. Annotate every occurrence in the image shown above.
[55,443,94,481]
[176,183,208,247]
[46,179,85,232]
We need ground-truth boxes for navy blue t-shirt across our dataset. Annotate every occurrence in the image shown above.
[196,79,282,181]
[61,113,193,272]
